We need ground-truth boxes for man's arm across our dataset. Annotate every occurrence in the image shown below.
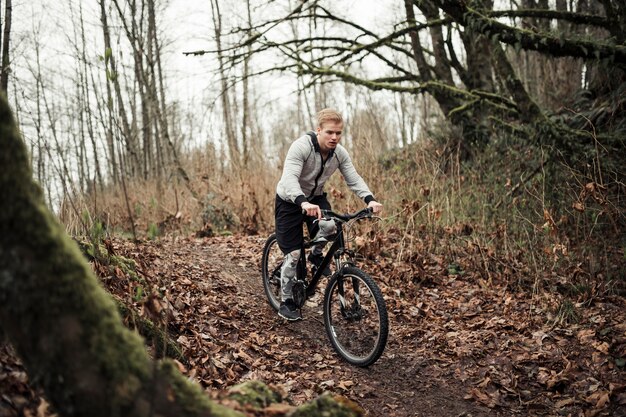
[337,147,377,203]
[277,139,308,205]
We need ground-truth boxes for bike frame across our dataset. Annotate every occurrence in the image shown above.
[300,215,350,297]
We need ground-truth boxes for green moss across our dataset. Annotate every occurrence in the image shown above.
[158,361,245,417]
[115,301,186,363]
[291,393,363,417]
[227,380,282,410]
[76,238,143,283]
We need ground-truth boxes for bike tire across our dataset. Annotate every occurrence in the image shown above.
[261,234,282,311]
[323,266,388,367]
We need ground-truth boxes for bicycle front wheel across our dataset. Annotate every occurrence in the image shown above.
[323,266,388,367]
[261,234,282,311]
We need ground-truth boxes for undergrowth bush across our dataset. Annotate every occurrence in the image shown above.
[58,127,624,303]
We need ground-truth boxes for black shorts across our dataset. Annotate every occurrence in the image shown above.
[274,194,331,254]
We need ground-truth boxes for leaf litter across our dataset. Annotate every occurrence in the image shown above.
[0,233,624,417]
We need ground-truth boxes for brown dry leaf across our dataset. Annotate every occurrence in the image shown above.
[177,335,190,347]
[477,376,491,388]
[235,349,253,364]
[173,359,187,373]
[572,201,585,212]
[536,368,552,385]
[465,388,499,408]
[532,330,549,346]
[555,397,575,408]
[577,329,596,344]
[591,340,610,354]
[312,353,324,362]
[337,380,355,391]
[36,399,50,417]
[585,390,610,408]
[7,234,618,417]
[320,379,335,388]
[585,391,609,412]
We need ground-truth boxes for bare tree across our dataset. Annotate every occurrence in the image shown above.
[146,0,193,188]
[0,0,12,93]
[210,0,240,166]
[192,0,625,155]
[99,0,140,177]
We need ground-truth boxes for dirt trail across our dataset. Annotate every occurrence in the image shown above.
[152,236,494,417]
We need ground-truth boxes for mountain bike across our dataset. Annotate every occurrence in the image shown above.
[261,207,388,367]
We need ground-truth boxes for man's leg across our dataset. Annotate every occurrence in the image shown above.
[275,195,304,320]
[280,248,300,302]
[278,249,303,321]
[310,219,337,255]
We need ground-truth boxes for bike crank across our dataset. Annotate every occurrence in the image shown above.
[292,280,307,308]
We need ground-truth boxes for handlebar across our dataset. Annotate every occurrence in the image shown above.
[317,207,373,223]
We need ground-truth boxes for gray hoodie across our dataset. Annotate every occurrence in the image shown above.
[276,132,375,206]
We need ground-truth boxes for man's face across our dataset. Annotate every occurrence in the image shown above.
[316,121,343,153]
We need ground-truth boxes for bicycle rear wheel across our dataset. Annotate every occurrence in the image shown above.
[261,234,282,311]
[323,266,388,367]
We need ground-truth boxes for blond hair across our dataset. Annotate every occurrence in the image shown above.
[316,108,343,128]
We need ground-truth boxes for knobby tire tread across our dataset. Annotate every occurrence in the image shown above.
[261,233,281,311]
[323,266,388,367]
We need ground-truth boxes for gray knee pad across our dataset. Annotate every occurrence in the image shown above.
[285,249,301,267]
[311,219,336,255]
[281,249,301,301]
[281,249,301,281]
[317,219,337,238]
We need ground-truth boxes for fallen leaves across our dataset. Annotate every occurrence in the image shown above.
[1,233,624,417]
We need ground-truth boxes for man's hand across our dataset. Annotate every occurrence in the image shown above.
[301,201,322,219]
[367,200,383,214]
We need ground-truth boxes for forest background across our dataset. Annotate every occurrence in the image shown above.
[0,0,625,416]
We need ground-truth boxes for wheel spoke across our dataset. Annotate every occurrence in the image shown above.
[324,268,388,367]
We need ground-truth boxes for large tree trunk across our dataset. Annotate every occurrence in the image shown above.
[0,93,361,417]
[0,94,240,417]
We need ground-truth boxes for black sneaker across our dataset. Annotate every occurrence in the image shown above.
[278,299,302,321]
[308,253,331,276]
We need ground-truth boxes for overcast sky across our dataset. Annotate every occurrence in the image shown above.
[13,0,401,105]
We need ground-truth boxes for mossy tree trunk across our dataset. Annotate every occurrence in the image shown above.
[0,95,243,417]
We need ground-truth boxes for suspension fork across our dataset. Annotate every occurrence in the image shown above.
[329,224,361,314]
[337,273,361,317]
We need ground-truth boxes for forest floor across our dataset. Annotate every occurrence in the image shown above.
[1,234,625,417]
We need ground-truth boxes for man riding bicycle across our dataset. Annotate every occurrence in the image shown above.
[274,108,383,321]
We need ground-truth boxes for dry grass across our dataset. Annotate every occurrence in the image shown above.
[58,129,624,300]
[59,147,281,239]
